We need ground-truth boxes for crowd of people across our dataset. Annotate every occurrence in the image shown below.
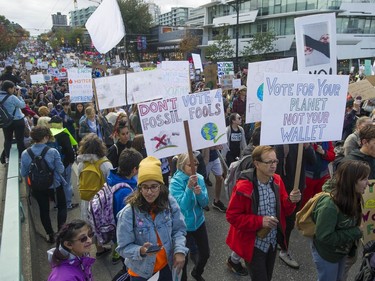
[1,45,374,281]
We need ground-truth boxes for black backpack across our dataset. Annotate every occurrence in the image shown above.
[26,147,54,191]
[0,95,15,128]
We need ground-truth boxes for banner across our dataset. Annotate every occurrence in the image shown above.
[67,68,93,103]
[138,89,226,158]
[295,13,337,75]
[362,180,375,244]
[246,58,294,123]
[260,73,349,145]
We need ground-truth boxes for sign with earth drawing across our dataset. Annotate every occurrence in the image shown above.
[362,180,375,244]
[180,89,227,151]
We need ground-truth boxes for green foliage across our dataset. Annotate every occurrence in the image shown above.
[241,31,276,62]
[205,34,234,62]
[118,0,152,35]
[0,15,29,54]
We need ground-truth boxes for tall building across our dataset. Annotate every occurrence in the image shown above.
[70,6,97,27]
[52,12,68,27]
[159,7,190,26]
[199,0,375,71]
[148,2,161,26]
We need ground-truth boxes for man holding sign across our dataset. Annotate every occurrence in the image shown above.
[226,146,301,281]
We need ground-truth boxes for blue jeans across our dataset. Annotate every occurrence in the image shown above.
[62,164,73,207]
[311,242,346,281]
[130,265,172,281]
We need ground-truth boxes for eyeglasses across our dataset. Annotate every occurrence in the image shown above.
[73,232,94,243]
[186,162,199,167]
[259,159,279,165]
[140,184,161,192]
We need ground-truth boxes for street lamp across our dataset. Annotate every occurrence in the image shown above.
[221,0,240,72]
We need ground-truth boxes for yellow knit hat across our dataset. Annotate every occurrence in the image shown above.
[137,156,164,185]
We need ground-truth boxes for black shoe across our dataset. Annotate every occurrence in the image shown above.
[212,200,227,212]
[205,178,212,186]
[203,205,210,211]
[191,269,206,281]
[227,257,248,276]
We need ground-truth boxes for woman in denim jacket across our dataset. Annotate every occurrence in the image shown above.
[20,125,67,243]
[116,156,188,281]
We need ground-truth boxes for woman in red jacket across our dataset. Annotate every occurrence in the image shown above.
[226,145,301,281]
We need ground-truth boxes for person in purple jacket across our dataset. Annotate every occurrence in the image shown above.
[47,219,96,281]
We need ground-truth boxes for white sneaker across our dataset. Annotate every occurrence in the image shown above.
[279,251,300,269]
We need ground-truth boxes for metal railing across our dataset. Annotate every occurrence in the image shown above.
[0,145,23,281]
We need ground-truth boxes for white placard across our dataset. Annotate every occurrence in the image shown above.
[25,62,32,70]
[260,73,349,145]
[30,74,45,84]
[295,13,337,75]
[232,79,241,89]
[127,69,163,104]
[94,74,127,110]
[246,58,294,123]
[138,98,187,159]
[161,61,190,98]
[182,89,227,151]
[67,68,93,103]
[192,53,203,71]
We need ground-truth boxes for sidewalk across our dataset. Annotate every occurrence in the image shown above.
[26,162,122,280]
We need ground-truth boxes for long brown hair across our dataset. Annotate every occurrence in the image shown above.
[332,160,370,221]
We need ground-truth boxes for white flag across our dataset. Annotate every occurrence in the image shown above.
[85,0,125,54]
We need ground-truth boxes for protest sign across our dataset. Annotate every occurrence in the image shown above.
[94,74,127,110]
[365,60,372,76]
[232,79,241,89]
[348,79,375,100]
[181,89,227,151]
[246,58,294,123]
[138,98,187,159]
[260,73,349,145]
[204,64,218,89]
[161,61,190,98]
[362,180,375,244]
[127,69,163,104]
[30,74,45,84]
[217,62,234,83]
[192,53,203,71]
[67,68,93,103]
[295,13,337,75]
[366,75,375,87]
[221,75,234,90]
[25,62,32,70]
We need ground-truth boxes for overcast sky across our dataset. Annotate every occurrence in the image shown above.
[1,0,212,36]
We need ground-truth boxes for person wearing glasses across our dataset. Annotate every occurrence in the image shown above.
[222,113,247,166]
[116,156,188,281]
[226,145,301,281]
[47,219,95,281]
[169,153,210,281]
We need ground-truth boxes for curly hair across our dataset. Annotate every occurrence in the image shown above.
[30,125,53,143]
[78,133,107,157]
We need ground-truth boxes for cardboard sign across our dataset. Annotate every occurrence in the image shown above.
[260,73,349,145]
[221,75,234,90]
[204,64,218,90]
[246,58,294,123]
[348,79,375,100]
[295,13,337,75]
[367,76,375,87]
[362,180,375,244]
[67,68,93,103]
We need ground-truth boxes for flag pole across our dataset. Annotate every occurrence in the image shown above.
[124,34,128,106]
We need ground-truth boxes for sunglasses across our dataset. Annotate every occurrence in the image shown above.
[73,232,95,243]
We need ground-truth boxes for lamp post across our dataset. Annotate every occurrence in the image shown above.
[221,0,240,72]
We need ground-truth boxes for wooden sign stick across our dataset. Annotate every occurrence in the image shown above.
[183,120,196,175]
[293,143,304,191]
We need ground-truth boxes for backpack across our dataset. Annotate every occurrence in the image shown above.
[355,241,375,281]
[88,182,133,245]
[0,94,16,128]
[295,192,331,237]
[224,154,253,199]
[79,157,110,201]
[26,147,54,191]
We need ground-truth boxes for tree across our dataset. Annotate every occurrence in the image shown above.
[241,31,277,62]
[205,34,234,62]
[179,32,200,60]
[118,0,152,35]
[0,15,29,54]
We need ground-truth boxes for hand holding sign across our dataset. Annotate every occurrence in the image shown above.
[289,189,302,203]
